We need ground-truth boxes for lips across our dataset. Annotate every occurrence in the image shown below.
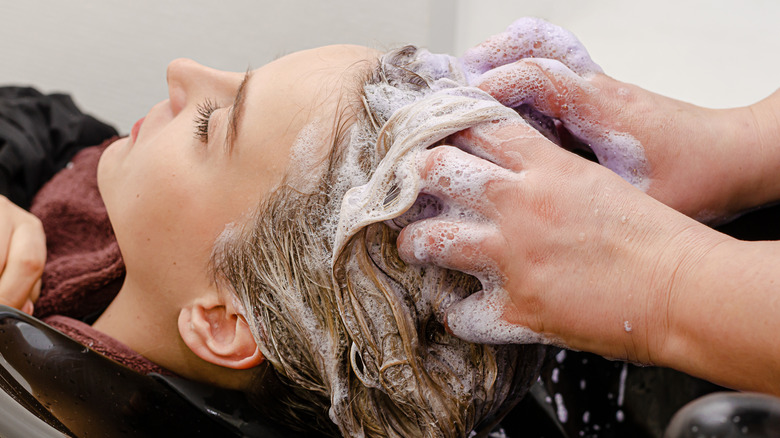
[130,117,145,143]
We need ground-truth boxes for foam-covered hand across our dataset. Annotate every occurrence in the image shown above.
[396,118,724,363]
[460,17,759,222]
[0,196,45,314]
[459,17,603,80]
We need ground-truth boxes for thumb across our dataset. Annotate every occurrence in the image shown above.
[445,289,551,345]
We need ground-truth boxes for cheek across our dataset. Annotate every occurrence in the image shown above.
[104,152,193,241]
[134,170,247,243]
[110,174,227,280]
[127,172,201,232]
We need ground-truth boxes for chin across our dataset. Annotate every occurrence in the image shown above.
[96,137,126,185]
[96,138,127,216]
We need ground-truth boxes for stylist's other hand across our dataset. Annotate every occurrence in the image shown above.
[461,17,765,223]
[459,17,603,79]
[0,196,45,314]
[397,118,726,365]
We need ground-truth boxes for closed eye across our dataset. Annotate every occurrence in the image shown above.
[193,98,219,143]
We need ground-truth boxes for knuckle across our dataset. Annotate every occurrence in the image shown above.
[484,176,518,206]
[18,255,45,276]
[479,230,504,258]
[428,145,457,164]
[28,213,43,228]
[422,146,456,180]
[25,215,45,233]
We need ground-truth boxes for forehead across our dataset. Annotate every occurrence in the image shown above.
[249,45,379,135]
[238,45,379,177]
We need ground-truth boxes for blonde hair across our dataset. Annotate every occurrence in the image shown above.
[214,46,546,437]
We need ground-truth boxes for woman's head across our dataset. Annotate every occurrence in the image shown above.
[214,46,546,436]
[94,45,380,384]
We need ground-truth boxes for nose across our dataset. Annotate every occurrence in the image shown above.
[166,58,242,115]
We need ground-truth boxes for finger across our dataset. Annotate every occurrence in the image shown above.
[460,17,602,80]
[475,60,649,188]
[397,216,502,276]
[30,278,41,303]
[21,299,33,315]
[0,221,46,309]
[445,289,550,345]
[448,118,560,170]
[0,216,12,277]
[474,58,587,116]
[416,145,526,221]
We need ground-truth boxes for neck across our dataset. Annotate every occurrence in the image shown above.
[92,276,186,371]
[91,275,256,389]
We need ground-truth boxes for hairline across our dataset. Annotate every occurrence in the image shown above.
[208,55,382,293]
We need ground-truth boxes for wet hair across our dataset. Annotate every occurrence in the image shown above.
[213,46,546,437]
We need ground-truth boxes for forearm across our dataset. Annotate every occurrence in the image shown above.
[729,89,780,212]
[660,236,780,394]
[565,76,780,221]
[527,198,780,395]
[682,89,780,218]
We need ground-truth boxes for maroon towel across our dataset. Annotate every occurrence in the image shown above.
[45,315,171,375]
[31,139,124,321]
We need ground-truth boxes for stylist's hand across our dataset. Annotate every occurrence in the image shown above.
[461,17,767,223]
[0,196,45,314]
[397,118,728,364]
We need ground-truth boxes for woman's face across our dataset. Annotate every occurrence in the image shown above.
[97,44,379,303]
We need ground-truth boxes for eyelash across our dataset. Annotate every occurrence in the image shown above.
[194,98,219,142]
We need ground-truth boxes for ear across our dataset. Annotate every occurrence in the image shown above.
[178,303,263,370]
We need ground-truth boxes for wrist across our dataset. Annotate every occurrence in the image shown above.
[649,233,780,395]
[691,90,780,219]
[586,77,750,220]
[621,213,728,366]
[731,90,780,211]
[649,223,731,368]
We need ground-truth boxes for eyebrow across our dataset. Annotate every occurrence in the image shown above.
[226,69,253,154]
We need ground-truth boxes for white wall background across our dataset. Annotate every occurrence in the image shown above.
[0,0,453,132]
[454,0,779,110]
[1,0,777,133]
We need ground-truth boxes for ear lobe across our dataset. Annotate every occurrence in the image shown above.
[178,304,263,370]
